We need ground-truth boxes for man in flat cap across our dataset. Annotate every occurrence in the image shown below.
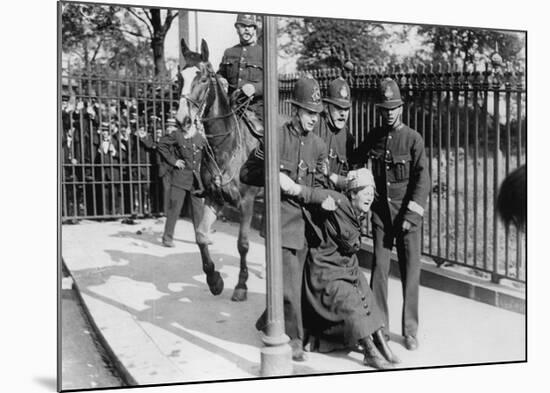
[217,14,263,133]
[315,77,355,190]
[240,75,328,361]
[351,78,430,351]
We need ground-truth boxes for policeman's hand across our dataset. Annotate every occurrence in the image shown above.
[279,172,295,194]
[175,159,185,169]
[137,128,147,139]
[402,219,412,233]
[328,173,339,185]
[241,83,255,98]
[219,77,229,94]
[321,196,337,211]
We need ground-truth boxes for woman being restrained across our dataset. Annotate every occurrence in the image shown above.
[279,168,399,370]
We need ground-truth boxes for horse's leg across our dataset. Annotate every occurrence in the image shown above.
[231,187,257,302]
[193,197,224,295]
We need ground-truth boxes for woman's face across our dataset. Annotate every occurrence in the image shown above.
[351,185,375,214]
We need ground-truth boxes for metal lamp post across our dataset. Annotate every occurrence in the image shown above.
[260,14,293,376]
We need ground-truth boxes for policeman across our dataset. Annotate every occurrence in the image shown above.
[240,76,328,361]
[315,77,355,189]
[139,118,179,216]
[351,78,430,350]
[217,14,263,126]
[157,119,205,248]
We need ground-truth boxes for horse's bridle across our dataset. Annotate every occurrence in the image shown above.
[179,70,247,188]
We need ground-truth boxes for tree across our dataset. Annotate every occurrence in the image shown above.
[121,7,178,76]
[417,26,525,65]
[296,18,391,70]
[62,4,178,76]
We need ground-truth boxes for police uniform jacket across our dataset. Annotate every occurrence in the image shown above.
[157,130,205,192]
[218,43,263,104]
[352,124,430,230]
[140,134,172,179]
[297,187,383,347]
[240,119,328,250]
[314,114,355,186]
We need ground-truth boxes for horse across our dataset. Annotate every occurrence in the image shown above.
[496,164,526,231]
[174,38,262,301]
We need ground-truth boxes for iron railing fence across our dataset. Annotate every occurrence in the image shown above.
[61,61,526,284]
[279,63,526,284]
[60,63,179,220]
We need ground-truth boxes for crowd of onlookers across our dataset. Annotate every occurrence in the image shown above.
[61,96,177,219]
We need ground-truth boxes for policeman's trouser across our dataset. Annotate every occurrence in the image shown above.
[162,186,203,243]
[256,246,308,342]
[161,175,171,215]
[370,224,421,337]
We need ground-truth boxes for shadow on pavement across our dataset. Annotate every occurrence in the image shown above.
[74,247,319,378]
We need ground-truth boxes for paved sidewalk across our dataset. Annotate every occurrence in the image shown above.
[61,218,525,387]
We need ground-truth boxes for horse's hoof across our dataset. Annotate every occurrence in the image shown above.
[231,287,247,302]
[206,271,224,295]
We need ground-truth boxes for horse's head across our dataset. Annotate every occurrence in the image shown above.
[176,38,225,136]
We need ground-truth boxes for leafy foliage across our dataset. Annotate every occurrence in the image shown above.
[61,4,177,76]
[295,18,391,69]
[417,26,525,64]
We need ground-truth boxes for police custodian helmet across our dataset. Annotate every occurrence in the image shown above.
[234,13,258,28]
[288,75,324,113]
[376,78,404,109]
[323,77,352,109]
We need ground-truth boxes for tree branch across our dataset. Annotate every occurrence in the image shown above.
[127,7,153,38]
[91,37,105,62]
[119,28,146,39]
[161,10,178,35]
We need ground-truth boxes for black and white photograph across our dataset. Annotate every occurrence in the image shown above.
[55,0,531,391]
[5,0,545,392]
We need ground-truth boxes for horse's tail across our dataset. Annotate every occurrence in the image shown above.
[496,164,526,229]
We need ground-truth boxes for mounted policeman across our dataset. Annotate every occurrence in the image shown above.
[217,13,264,136]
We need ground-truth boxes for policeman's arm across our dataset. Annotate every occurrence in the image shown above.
[156,133,179,167]
[314,140,329,188]
[349,138,370,169]
[404,135,431,226]
[250,80,263,98]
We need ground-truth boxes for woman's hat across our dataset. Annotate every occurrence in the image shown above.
[347,168,375,191]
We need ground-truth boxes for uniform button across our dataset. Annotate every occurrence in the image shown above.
[301,142,304,145]
[363,304,368,309]
[239,68,243,71]
[386,150,390,154]
[388,197,391,202]
[386,166,390,170]
[367,311,371,316]
[243,48,247,51]
[280,165,284,169]
[388,135,392,139]
[387,182,391,186]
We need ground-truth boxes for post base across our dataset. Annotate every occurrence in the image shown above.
[260,343,293,376]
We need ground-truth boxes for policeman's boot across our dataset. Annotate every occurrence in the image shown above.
[360,336,394,370]
[373,328,400,364]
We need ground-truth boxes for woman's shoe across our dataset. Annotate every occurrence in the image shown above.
[361,337,394,370]
[374,329,400,364]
